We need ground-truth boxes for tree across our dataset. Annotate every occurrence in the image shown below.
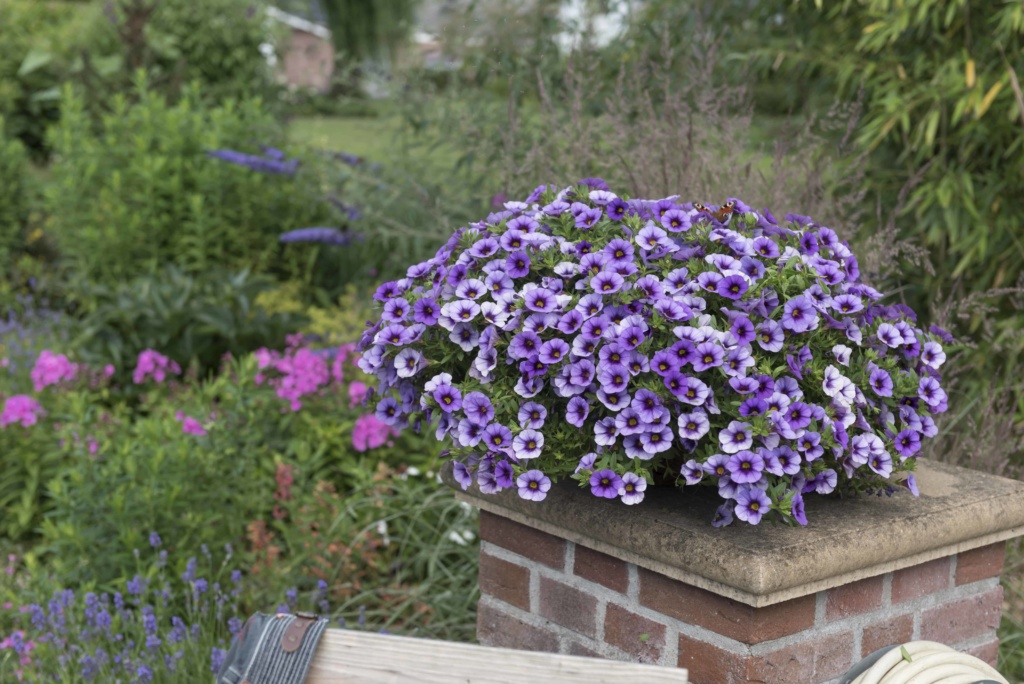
[320,0,420,65]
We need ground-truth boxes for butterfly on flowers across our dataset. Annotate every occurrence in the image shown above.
[693,200,736,224]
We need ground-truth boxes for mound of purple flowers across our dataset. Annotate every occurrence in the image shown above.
[357,180,948,526]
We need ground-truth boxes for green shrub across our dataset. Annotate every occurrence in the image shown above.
[71,266,305,382]
[45,77,335,286]
[0,118,29,270]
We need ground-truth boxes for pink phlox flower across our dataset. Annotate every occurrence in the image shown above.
[352,413,397,452]
[132,350,181,384]
[348,381,368,407]
[0,395,44,428]
[272,348,330,411]
[30,350,78,391]
[175,412,208,436]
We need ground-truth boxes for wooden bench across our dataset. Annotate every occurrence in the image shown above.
[305,629,690,683]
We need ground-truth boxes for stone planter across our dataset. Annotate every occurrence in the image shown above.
[445,459,1024,684]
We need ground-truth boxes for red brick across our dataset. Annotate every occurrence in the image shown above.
[477,599,559,653]
[963,637,1000,667]
[826,575,883,621]
[956,543,1006,586]
[479,511,565,569]
[921,586,1003,645]
[678,633,750,684]
[891,556,951,604]
[538,576,598,638]
[861,614,913,657]
[478,551,531,611]
[573,545,629,594]
[639,567,815,644]
[603,603,667,664]
[749,630,855,684]
[565,640,603,658]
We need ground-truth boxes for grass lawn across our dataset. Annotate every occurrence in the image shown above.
[288,114,405,162]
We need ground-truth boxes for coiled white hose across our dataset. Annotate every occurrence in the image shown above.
[845,641,1007,684]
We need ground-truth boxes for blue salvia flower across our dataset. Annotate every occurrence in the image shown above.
[206,149,299,175]
[279,227,357,246]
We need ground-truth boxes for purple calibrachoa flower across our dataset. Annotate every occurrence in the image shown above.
[735,488,771,525]
[517,470,551,501]
[359,182,946,526]
[590,469,623,498]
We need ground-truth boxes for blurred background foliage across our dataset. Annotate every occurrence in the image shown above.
[1,0,1024,676]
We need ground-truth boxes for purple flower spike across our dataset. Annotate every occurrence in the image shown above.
[590,469,623,499]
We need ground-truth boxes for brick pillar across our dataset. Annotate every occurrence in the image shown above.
[476,512,1005,684]
[446,459,1024,684]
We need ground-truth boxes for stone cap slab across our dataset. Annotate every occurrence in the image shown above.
[445,459,1024,607]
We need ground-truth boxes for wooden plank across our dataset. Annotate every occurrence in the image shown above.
[305,629,689,683]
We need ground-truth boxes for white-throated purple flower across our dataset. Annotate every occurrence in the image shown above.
[597,388,629,411]
[603,238,634,263]
[615,408,644,436]
[598,364,630,393]
[580,316,610,342]
[538,339,570,365]
[730,316,756,345]
[517,469,551,501]
[509,331,541,359]
[876,323,904,348]
[375,397,400,425]
[394,348,424,378]
[444,300,480,323]
[562,396,588,427]
[631,389,662,423]
[868,451,893,478]
[735,488,771,525]
[756,319,784,352]
[483,423,514,452]
[524,312,558,334]
[676,376,710,405]
[506,251,531,279]
[692,342,724,372]
[376,324,412,346]
[739,398,768,417]
[568,359,596,387]
[682,459,704,484]
[456,278,486,300]
[594,417,617,446]
[575,294,604,319]
[782,295,819,333]
[519,401,547,428]
[832,293,863,314]
[726,450,764,483]
[796,431,823,461]
[720,421,753,454]
[558,310,584,334]
[918,377,947,411]
[458,419,484,447]
[729,376,758,394]
[469,238,499,258]
[382,297,410,322]
[589,189,617,205]
[716,274,749,300]
[751,236,780,259]
[894,429,921,459]
[414,298,440,325]
[590,469,623,498]
[433,385,462,413]
[724,347,755,377]
[821,365,846,397]
[651,350,681,377]
[513,429,545,459]
[463,392,495,425]
[703,454,730,479]
[449,324,479,352]
[677,409,710,440]
[606,198,628,220]
[921,341,946,369]
[524,287,557,313]
[575,452,598,475]
[618,324,646,350]
[640,426,673,455]
[576,206,603,229]
[661,208,690,233]
[591,271,624,294]
[832,344,852,366]
[618,472,647,504]
[869,367,893,397]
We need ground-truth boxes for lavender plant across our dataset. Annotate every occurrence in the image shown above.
[358,180,950,526]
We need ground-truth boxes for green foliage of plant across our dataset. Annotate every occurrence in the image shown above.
[321,0,418,64]
[29,349,438,587]
[71,266,306,383]
[0,118,30,271]
[45,76,334,285]
[0,0,105,158]
[732,1,1024,337]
